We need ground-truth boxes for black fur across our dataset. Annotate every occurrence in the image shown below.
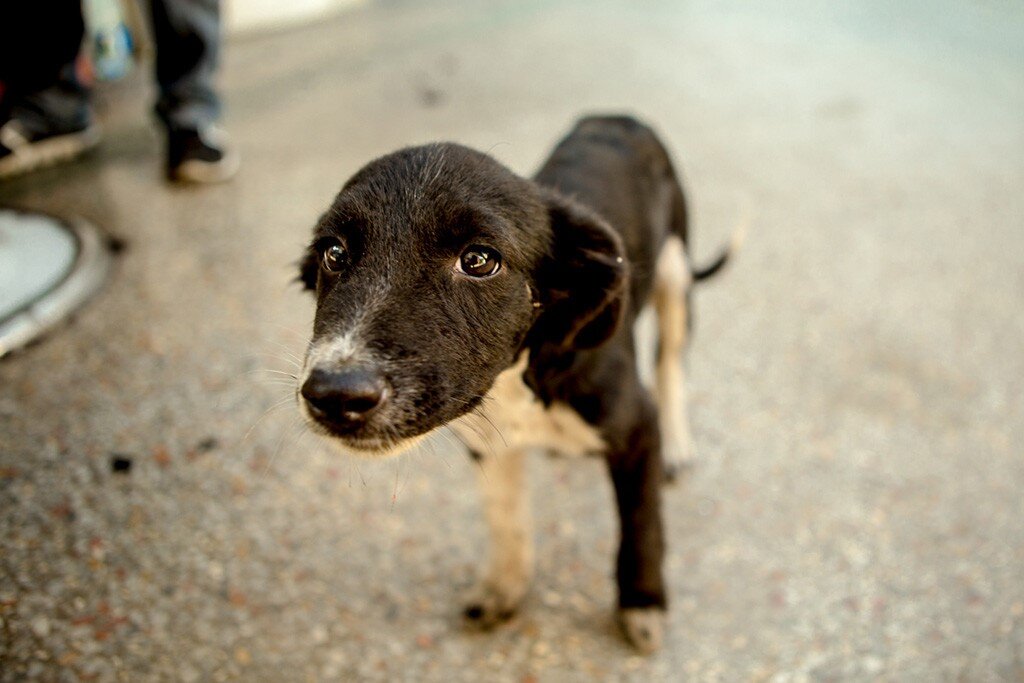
[299,115,713,620]
[524,116,692,610]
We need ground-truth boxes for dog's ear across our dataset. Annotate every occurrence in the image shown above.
[534,188,628,350]
[298,248,319,291]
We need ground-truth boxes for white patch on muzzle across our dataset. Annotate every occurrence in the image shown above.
[297,323,427,460]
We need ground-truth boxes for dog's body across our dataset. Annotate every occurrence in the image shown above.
[297,116,732,652]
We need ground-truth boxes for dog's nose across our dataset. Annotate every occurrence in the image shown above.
[301,366,388,421]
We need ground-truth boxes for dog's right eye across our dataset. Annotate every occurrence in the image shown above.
[321,240,348,273]
[457,245,502,278]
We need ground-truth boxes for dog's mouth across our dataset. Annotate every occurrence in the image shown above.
[323,431,400,454]
[313,425,428,459]
[300,397,429,458]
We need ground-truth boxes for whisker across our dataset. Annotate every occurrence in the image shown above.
[428,434,455,472]
[253,352,303,371]
[261,415,305,480]
[391,460,398,510]
[432,431,459,471]
[262,336,305,355]
[485,141,512,156]
[251,379,300,389]
[247,369,298,380]
[454,412,495,455]
[401,444,417,492]
[472,407,508,449]
[242,395,297,444]
[257,341,305,366]
[267,322,312,341]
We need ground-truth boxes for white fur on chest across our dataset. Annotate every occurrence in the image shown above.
[450,355,606,457]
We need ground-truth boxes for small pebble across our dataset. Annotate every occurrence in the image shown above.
[196,437,220,452]
[541,591,562,607]
[30,616,50,638]
[110,456,133,474]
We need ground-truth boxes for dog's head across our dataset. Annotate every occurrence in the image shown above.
[297,143,626,456]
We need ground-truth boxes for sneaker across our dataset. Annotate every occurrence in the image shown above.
[167,126,239,184]
[0,119,102,180]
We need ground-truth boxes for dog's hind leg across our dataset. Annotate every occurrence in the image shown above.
[653,234,696,480]
[463,448,534,628]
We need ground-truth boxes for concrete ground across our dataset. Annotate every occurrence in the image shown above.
[2,0,1023,680]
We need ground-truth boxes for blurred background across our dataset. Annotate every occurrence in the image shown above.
[1,0,1022,680]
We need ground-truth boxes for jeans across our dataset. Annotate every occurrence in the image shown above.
[0,0,221,135]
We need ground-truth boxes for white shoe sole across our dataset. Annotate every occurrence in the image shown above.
[170,149,240,184]
[0,125,102,180]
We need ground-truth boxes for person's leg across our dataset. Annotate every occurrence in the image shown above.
[149,0,220,131]
[148,0,236,182]
[0,1,99,179]
[8,63,92,138]
[1,0,88,114]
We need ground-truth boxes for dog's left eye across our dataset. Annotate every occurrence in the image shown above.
[457,246,502,277]
[321,240,348,273]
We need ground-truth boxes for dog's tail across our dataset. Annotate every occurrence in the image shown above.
[689,220,747,282]
[670,182,748,284]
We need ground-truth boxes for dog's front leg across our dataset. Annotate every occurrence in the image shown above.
[463,447,534,628]
[606,402,667,653]
[655,233,697,479]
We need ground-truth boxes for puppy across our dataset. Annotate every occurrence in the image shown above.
[296,116,734,652]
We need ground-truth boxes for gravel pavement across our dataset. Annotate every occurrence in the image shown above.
[2,0,1023,680]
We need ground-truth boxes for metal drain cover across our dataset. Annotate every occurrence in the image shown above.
[0,209,113,357]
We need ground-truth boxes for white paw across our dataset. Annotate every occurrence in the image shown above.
[617,607,665,653]
[662,437,695,482]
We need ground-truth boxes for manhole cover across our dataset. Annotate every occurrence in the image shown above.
[0,209,113,357]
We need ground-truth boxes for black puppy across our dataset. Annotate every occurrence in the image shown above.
[297,116,734,652]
